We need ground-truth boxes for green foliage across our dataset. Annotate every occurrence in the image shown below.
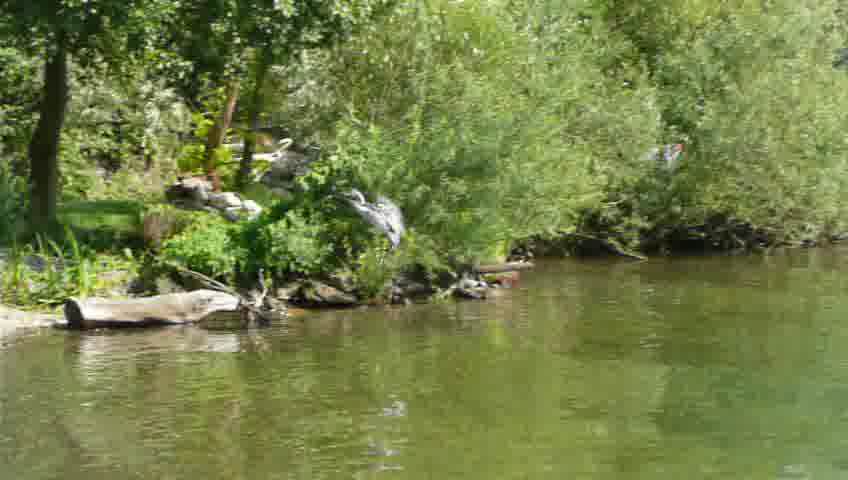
[160,213,241,280]
[348,239,396,300]
[0,161,27,245]
[3,0,848,295]
[588,0,848,247]
[140,203,200,248]
[58,200,146,250]
[237,191,351,277]
[259,210,334,276]
[59,67,191,202]
[0,47,40,168]
[176,143,208,174]
[297,0,660,261]
[1,228,139,307]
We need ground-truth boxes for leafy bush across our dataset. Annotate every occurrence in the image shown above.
[0,161,26,245]
[280,0,662,261]
[1,228,139,307]
[0,46,39,174]
[58,69,190,202]
[237,192,356,277]
[597,0,848,247]
[141,203,200,249]
[160,213,241,280]
[260,210,334,276]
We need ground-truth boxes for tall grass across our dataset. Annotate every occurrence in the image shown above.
[1,227,138,308]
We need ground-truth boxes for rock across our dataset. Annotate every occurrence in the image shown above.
[220,200,262,222]
[260,150,315,194]
[269,150,310,179]
[390,275,435,304]
[448,275,490,300]
[301,281,358,306]
[166,177,211,207]
[457,276,487,290]
[836,47,848,70]
[0,305,61,335]
[24,255,47,272]
[483,271,521,288]
[264,296,288,316]
[273,282,304,301]
[268,187,294,201]
[0,253,52,273]
[454,286,488,300]
[182,176,212,193]
[221,207,242,222]
[242,200,263,219]
[325,271,357,293]
[208,192,242,209]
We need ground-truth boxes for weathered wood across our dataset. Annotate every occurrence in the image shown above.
[174,266,276,324]
[473,262,535,274]
[64,290,241,329]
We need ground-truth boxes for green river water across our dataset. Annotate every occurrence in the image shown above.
[3,248,848,479]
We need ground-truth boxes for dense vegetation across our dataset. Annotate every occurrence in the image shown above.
[2,0,848,308]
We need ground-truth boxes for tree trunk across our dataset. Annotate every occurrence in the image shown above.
[236,51,270,191]
[28,39,70,233]
[63,290,241,329]
[204,80,240,191]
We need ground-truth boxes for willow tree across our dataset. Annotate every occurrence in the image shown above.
[590,0,848,242]
[0,0,172,232]
[231,0,395,189]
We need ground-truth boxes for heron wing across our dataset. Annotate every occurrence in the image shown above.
[375,196,405,235]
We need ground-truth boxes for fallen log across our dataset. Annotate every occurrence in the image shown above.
[473,262,535,274]
[64,290,241,329]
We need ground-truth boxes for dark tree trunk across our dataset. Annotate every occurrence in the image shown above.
[204,80,240,191]
[236,52,270,191]
[28,40,70,233]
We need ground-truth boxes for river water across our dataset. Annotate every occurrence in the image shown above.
[2,248,848,479]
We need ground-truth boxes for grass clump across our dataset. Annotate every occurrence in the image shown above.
[1,228,139,309]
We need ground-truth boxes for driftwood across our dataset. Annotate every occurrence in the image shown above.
[473,262,535,274]
[64,290,241,329]
[175,266,275,325]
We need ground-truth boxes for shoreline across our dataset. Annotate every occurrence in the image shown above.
[3,238,846,335]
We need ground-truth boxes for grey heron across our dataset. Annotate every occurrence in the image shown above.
[341,188,405,249]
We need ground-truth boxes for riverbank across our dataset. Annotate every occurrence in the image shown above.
[2,230,844,336]
[0,305,62,336]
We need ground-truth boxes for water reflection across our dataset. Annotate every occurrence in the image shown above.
[1,247,848,478]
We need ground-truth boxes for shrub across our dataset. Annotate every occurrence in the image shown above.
[160,213,241,280]
[1,228,139,307]
[0,160,26,245]
[260,210,334,276]
[141,204,198,249]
